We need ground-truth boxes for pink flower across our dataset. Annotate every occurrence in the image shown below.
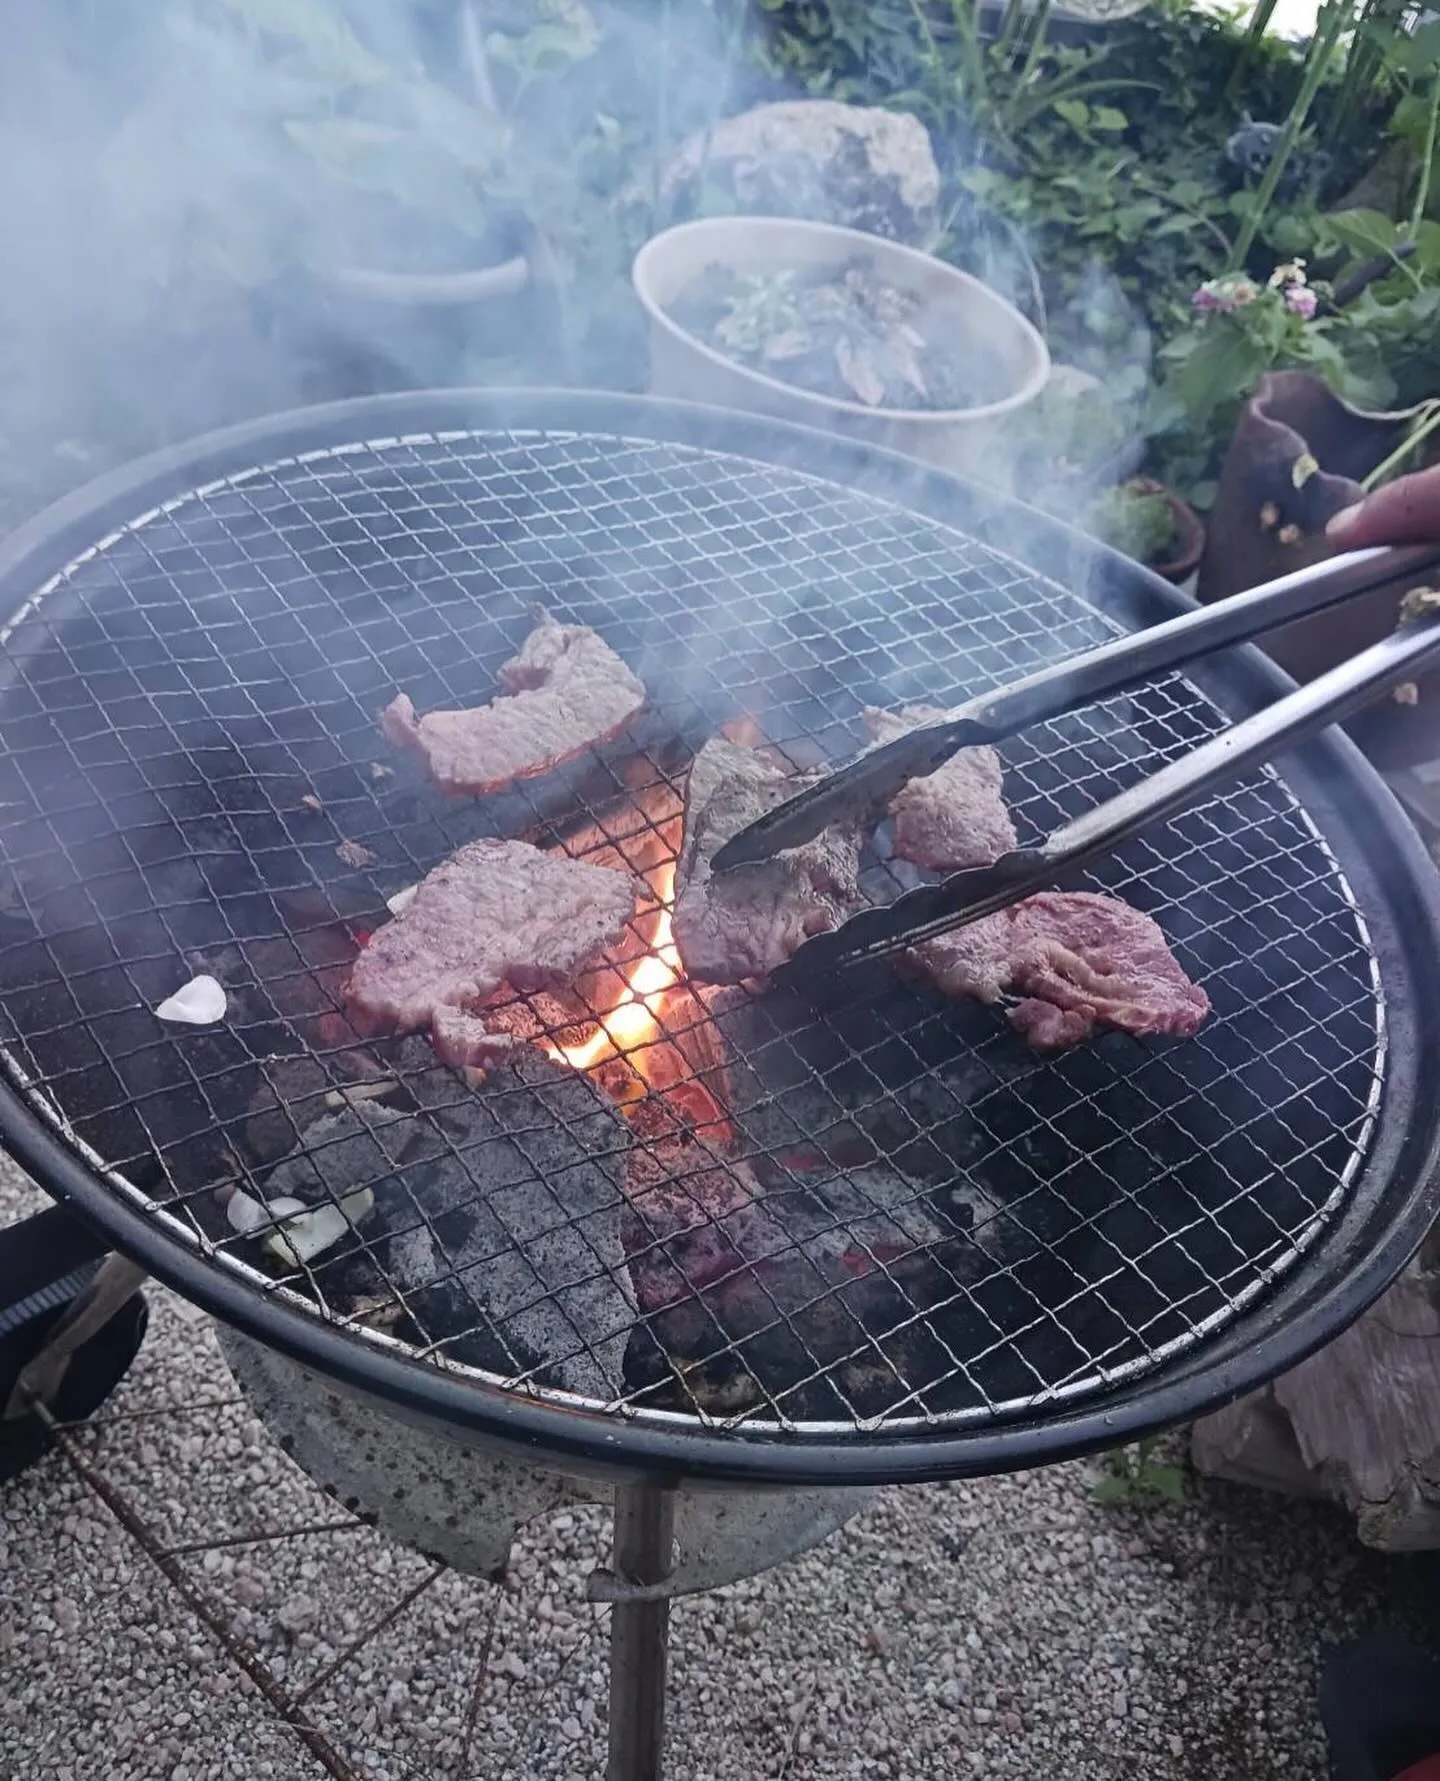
[1192,274,1260,316]
[1284,283,1317,320]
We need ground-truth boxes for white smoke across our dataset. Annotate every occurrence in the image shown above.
[0,0,1150,543]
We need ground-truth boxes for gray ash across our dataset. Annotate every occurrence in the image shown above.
[248,1047,636,1402]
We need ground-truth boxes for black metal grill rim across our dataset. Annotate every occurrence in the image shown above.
[0,388,1435,1487]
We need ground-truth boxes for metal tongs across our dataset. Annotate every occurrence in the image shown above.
[710,543,1440,977]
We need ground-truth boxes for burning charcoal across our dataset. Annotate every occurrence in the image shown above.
[710,982,1006,1184]
[624,1213,977,1421]
[260,1052,636,1402]
[861,706,1016,871]
[907,890,1211,1049]
[672,737,864,984]
[762,1158,948,1248]
[343,837,638,1056]
[381,612,646,797]
[621,1121,1000,1420]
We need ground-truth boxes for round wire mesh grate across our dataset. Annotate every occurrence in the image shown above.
[0,404,1419,1468]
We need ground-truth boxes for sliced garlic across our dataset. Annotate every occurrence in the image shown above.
[261,1187,376,1267]
[385,884,417,916]
[155,974,227,1025]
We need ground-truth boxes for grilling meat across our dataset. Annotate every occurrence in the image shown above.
[908,890,1210,1049]
[344,838,637,1054]
[672,737,864,984]
[262,1050,635,1400]
[430,1004,521,1070]
[381,612,647,796]
[863,704,1016,871]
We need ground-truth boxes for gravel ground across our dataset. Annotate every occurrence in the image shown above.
[0,1151,1424,1781]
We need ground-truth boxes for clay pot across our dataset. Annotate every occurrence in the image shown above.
[1196,370,1436,765]
[1131,477,1206,585]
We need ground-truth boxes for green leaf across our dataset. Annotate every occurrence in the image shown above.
[1325,207,1402,261]
[398,78,509,172]
[1148,1466,1188,1503]
[1409,221,1440,277]
[1092,105,1129,132]
[1391,92,1432,146]
[1113,199,1166,233]
[1388,19,1440,76]
[1054,98,1091,130]
[1173,328,1270,428]
[282,115,492,235]
[209,0,390,88]
[485,3,601,79]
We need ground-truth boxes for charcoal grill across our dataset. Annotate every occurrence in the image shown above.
[1,389,1439,1775]
[1,385,1439,1476]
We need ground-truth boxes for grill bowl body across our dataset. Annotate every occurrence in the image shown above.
[0,388,1436,1486]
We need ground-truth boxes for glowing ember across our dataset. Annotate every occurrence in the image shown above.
[547,863,683,1075]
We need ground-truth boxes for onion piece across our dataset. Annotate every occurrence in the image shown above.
[385,884,417,916]
[155,974,227,1025]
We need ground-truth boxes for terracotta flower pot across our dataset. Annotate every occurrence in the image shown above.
[1129,477,1206,586]
[1195,370,1436,764]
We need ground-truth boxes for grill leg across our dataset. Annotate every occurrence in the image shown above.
[606,1482,677,1781]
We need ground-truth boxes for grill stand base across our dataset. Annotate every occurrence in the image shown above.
[607,1483,678,1781]
[215,1332,878,1779]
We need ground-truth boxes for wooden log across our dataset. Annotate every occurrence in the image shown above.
[1190,1261,1440,1550]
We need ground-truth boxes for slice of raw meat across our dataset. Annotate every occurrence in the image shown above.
[344,838,636,1054]
[259,1051,636,1400]
[672,737,863,985]
[909,890,1210,1050]
[381,612,646,796]
[863,704,1016,871]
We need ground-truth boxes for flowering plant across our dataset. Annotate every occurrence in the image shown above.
[1191,260,1317,321]
[1149,256,1366,498]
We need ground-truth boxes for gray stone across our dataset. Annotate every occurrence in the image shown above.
[661,100,940,244]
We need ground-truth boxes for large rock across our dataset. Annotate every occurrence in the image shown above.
[1191,1251,1440,1551]
[661,100,940,245]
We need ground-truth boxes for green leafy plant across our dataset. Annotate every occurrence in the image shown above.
[1085,479,1178,566]
[1092,1435,1188,1506]
[100,0,608,289]
[1153,259,1343,438]
[1147,240,1440,500]
[893,0,1158,165]
[1000,371,1136,482]
[1225,0,1351,272]
[676,261,1009,408]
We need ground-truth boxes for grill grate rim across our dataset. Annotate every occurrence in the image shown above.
[0,425,1388,1441]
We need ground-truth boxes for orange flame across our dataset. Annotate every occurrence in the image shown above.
[547,863,682,1075]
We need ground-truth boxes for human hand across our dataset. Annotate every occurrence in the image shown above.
[1326,464,1440,549]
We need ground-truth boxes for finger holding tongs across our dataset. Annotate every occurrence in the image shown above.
[709,544,1440,977]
